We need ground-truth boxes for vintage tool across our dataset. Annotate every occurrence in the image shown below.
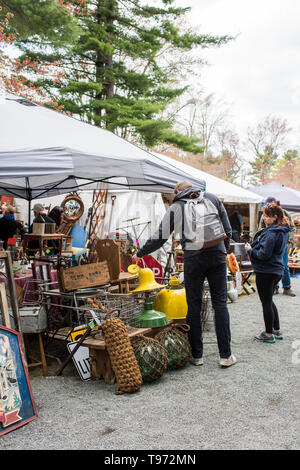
[107,195,117,236]
[153,276,187,320]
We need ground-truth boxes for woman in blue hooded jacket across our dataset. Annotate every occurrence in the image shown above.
[245,204,290,343]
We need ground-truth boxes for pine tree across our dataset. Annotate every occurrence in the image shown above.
[3,0,232,152]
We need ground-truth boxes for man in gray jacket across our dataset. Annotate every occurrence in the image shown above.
[134,180,236,368]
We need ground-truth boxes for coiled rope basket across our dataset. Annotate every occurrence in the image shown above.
[101,317,142,395]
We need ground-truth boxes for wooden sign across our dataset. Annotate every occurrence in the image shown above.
[0,283,11,328]
[59,261,110,292]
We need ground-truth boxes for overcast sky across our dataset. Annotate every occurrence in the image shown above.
[176,0,300,150]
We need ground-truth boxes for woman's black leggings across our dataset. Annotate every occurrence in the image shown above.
[255,272,282,333]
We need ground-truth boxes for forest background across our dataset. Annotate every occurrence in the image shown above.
[1,0,299,190]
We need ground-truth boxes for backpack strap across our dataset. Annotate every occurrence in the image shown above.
[197,191,205,203]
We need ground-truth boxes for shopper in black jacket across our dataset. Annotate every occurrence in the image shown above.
[0,205,25,250]
[245,204,290,343]
[134,180,236,368]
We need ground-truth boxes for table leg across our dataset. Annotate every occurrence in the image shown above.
[89,348,115,384]
[38,332,48,377]
[39,238,43,256]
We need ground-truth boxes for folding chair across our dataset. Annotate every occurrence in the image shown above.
[232,243,256,295]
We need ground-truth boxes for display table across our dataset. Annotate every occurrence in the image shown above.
[0,269,58,302]
[53,324,172,384]
[23,233,66,256]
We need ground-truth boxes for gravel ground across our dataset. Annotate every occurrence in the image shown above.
[1,277,299,451]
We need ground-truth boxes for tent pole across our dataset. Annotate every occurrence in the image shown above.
[28,200,31,227]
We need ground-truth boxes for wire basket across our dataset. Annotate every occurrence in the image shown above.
[81,293,145,327]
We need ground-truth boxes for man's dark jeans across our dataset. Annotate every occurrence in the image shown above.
[184,250,232,359]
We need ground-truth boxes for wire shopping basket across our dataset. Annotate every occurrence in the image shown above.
[82,293,145,327]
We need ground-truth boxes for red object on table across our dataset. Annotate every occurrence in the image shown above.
[7,238,17,245]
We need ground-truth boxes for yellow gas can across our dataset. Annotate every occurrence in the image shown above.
[153,276,187,319]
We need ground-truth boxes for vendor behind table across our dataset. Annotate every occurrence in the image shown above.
[0,205,25,250]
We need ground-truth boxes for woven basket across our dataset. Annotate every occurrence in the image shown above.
[131,335,168,383]
[101,317,142,395]
[154,324,191,370]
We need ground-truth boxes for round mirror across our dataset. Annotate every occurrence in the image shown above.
[61,194,84,222]
[64,199,81,218]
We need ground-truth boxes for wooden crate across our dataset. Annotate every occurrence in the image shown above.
[59,261,110,292]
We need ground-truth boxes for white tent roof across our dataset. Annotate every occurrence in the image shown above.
[0,94,205,200]
[152,153,263,204]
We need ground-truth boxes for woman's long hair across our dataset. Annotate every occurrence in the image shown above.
[263,204,289,226]
[48,206,64,227]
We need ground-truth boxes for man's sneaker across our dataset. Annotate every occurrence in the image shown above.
[273,287,279,294]
[273,329,283,340]
[219,355,237,367]
[190,356,203,366]
[283,288,296,297]
[255,331,276,343]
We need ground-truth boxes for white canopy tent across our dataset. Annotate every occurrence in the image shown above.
[0,92,263,255]
[0,94,206,201]
[151,153,263,236]
[152,153,263,204]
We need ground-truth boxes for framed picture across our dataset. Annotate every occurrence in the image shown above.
[0,325,38,436]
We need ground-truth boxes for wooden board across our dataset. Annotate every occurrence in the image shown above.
[59,261,110,292]
[82,327,153,350]
[95,239,121,281]
[0,282,11,328]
